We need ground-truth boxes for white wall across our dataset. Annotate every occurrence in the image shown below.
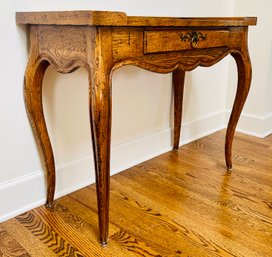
[2,0,269,222]
[226,0,272,136]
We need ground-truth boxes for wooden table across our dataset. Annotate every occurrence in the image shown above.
[16,11,257,246]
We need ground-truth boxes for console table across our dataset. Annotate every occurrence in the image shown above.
[16,11,257,246]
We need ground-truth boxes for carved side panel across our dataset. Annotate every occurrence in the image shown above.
[36,25,94,73]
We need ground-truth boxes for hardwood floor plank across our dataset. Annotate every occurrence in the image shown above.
[15,211,85,256]
[121,158,271,246]
[68,190,174,257]
[109,184,240,257]
[1,219,55,257]
[36,199,139,257]
[112,174,265,257]
[0,224,30,257]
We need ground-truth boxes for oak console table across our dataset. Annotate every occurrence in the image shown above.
[16,11,257,246]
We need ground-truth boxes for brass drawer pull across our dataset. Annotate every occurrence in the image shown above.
[180,31,207,48]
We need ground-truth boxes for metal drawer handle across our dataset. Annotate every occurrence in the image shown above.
[180,32,207,48]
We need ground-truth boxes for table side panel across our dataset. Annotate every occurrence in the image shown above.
[34,25,94,73]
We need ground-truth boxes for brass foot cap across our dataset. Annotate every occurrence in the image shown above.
[227,165,232,171]
[45,202,53,208]
[101,241,108,247]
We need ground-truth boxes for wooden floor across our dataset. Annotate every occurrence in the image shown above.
[1,130,272,257]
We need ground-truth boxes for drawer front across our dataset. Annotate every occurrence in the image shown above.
[144,29,230,54]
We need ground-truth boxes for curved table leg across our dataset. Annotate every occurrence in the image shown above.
[24,59,56,207]
[173,69,185,150]
[225,52,252,170]
[89,65,112,246]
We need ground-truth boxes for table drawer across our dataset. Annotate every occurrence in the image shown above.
[144,29,230,54]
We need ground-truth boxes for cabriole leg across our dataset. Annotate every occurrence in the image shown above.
[24,59,56,207]
[225,52,252,170]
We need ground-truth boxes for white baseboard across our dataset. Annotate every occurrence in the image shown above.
[0,157,93,223]
[180,110,225,145]
[225,110,272,138]
[0,109,229,223]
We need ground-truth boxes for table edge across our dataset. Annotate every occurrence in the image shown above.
[16,10,257,27]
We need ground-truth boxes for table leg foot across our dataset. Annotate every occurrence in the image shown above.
[226,164,232,171]
[100,240,108,247]
[45,201,54,208]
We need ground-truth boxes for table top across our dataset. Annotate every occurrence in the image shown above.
[16,10,257,27]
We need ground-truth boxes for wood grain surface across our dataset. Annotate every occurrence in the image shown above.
[16,11,257,27]
[1,130,271,256]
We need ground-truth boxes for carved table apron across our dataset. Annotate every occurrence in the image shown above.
[16,11,257,246]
